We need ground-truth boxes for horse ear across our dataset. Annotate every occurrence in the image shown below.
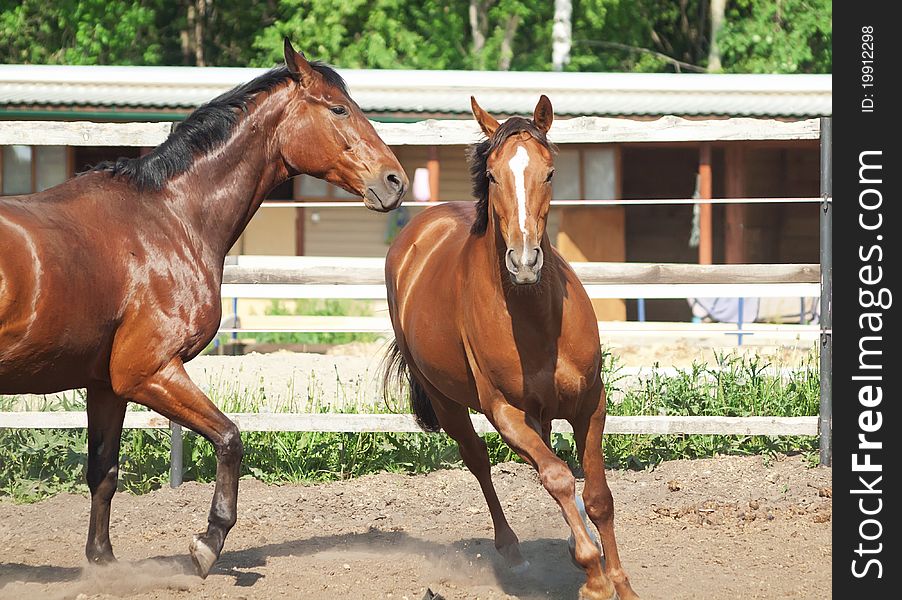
[533,94,553,133]
[470,96,500,138]
[284,37,315,85]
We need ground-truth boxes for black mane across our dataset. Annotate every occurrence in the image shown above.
[92,62,348,191]
[467,117,555,235]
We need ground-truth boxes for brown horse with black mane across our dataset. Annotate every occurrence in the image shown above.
[383,97,638,599]
[0,39,407,577]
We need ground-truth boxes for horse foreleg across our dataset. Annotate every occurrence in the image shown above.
[116,357,242,578]
[572,380,640,600]
[85,383,127,564]
[488,401,615,600]
[432,398,527,570]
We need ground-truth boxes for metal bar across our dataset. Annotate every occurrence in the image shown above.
[637,298,646,322]
[818,117,833,466]
[231,297,238,342]
[170,422,184,488]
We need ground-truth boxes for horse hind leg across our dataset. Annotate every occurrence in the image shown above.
[572,381,640,600]
[431,397,528,571]
[85,383,127,564]
[114,357,242,578]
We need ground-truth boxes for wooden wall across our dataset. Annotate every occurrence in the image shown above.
[620,142,819,321]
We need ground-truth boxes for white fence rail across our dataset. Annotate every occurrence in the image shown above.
[217,256,821,341]
[0,412,818,436]
[221,257,820,300]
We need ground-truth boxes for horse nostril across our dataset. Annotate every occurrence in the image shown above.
[505,248,518,272]
[385,171,403,191]
[523,247,542,268]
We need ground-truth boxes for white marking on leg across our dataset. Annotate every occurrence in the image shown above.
[508,146,531,258]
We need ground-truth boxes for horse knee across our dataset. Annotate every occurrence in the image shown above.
[540,462,576,500]
[217,423,243,462]
[584,490,614,523]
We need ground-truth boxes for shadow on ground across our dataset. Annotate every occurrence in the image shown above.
[0,529,583,599]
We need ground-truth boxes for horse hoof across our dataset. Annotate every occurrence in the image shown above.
[189,535,218,578]
[86,550,117,566]
[510,560,530,574]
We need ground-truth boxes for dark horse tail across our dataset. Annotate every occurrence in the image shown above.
[382,340,441,432]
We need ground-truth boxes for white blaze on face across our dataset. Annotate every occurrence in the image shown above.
[508,145,531,255]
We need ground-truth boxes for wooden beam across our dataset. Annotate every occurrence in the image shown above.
[698,143,713,264]
[220,282,820,300]
[292,177,305,256]
[0,117,822,148]
[221,257,819,285]
[725,145,747,263]
[29,146,37,193]
[427,146,440,201]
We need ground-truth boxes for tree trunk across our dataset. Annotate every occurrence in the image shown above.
[552,0,572,72]
[498,14,520,71]
[469,0,489,69]
[708,0,726,72]
[181,1,193,65]
[194,0,207,67]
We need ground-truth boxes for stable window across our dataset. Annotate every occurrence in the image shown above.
[295,174,357,201]
[1,145,70,195]
[552,147,618,201]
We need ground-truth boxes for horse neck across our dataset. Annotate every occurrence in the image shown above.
[162,89,291,263]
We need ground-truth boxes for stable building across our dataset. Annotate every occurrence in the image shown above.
[1,65,831,321]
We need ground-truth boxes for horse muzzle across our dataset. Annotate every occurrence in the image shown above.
[505,246,544,285]
[363,170,408,212]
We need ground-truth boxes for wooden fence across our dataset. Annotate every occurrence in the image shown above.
[0,116,832,471]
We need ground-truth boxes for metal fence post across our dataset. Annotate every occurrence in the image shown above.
[170,421,184,487]
[818,117,832,466]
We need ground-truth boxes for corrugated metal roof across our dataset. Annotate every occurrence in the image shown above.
[0,64,831,117]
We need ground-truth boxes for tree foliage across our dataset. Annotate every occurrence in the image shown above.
[0,0,831,73]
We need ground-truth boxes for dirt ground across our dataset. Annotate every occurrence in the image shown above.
[0,455,831,600]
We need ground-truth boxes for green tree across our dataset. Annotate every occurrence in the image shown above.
[0,0,165,65]
[567,0,830,74]
[251,0,468,69]
[1,0,831,73]
[717,0,831,73]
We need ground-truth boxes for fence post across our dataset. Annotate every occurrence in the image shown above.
[818,117,832,466]
[170,422,184,487]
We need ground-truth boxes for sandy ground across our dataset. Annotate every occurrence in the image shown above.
[0,455,831,600]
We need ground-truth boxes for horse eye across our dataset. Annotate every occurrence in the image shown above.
[486,171,497,184]
[330,106,348,116]
[545,169,555,183]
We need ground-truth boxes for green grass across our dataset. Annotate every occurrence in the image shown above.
[212,299,381,349]
[0,348,820,503]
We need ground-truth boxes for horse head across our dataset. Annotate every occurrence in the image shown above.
[278,39,408,211]
[471,95,555,285]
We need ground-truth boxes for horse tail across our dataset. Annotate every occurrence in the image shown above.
[381,340,441,433]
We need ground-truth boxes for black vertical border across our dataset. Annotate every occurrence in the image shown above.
[834,3,900,595]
